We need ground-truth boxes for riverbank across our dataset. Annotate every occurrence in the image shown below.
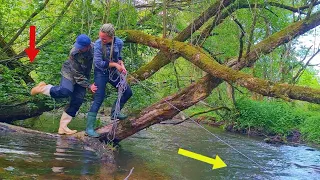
[185,114,320,148]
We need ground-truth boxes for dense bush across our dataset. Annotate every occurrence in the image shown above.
[234,98,320,143]
[300,115,320,144]
[235,99,303,135]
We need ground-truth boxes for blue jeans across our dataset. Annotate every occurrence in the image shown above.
[89,68,132,113]
[50,76,86,117]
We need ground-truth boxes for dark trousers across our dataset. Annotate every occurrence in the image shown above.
[89,68,132,113]
[50,76,86,117]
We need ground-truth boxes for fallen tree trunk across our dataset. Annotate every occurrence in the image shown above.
[93,11,320,143]
[0,98,65,122]
[96,75,222,142]
[121,30,320,104]
[131,0,235,81]
[130,0,320,82]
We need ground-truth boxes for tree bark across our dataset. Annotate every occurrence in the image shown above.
[95,75,222,143]
[226,83,236,106]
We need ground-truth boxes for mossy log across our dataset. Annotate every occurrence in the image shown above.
[94,75,222,142]
[0,98,64,123]
[130,0,235,81]
[90,12,320,143]
[120,30,320,104]
[128,8,320,82]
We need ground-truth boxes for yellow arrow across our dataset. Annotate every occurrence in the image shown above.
[178,148,227,169]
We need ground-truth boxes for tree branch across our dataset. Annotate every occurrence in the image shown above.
[95,7,320,143]
[291,48,320,83]
[130,0,235,81]
[36,0,74,45]
[306,0,318,19]
[131,0,320,82]
[0,35,17,57]
[122,30,320,104]
[160,107,230,125]
[232,16,245,62]
[2,0,49,52]
[246,3,258,55]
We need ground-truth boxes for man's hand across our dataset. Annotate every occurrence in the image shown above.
[118,60,127,74]
[116,63,127,74]
[89,83,98,93]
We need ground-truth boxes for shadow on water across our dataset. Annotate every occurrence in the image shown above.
[0,121,320,179]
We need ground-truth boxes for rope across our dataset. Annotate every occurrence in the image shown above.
[124,167,134,180]
[128,74,268,172]
[107,71,127,141]
[101,33,128,141]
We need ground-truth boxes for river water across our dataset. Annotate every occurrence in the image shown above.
[0,122,319,179]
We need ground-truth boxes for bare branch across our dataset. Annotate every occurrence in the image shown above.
[292,48,320,83]
[266,1,320,14]
[160,107,230,125]
[306,0,318,19]
[36,0,74,44]
[246,3,258,55]
[232,16,245,62]
[2,0,49,52]
[309,63,320,66]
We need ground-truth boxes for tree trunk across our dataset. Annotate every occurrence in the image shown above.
[130,0,313,82]
[95,75,222,143]
[93,11,320,142]
[121,30,320,104]
[226,83,236,106]
[0,98,65,123]
[130,0,235,81]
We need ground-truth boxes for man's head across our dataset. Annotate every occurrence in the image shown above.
[99,23,115,44]
[74,34,91,51]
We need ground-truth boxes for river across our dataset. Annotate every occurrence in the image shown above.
[0,121,319,179]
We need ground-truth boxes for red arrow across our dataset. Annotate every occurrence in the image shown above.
[25,26,40,63]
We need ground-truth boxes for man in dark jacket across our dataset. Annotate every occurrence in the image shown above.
[30,34,97,135]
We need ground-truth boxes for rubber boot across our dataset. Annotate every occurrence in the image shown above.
[85,112,100,137]
[30,82,53,96]
[110,104,128,120]
[58,112,77,135]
